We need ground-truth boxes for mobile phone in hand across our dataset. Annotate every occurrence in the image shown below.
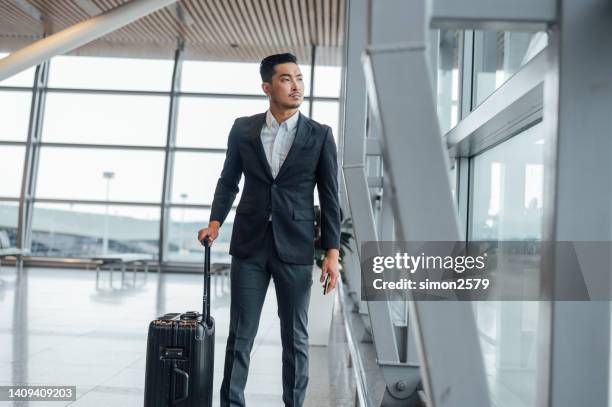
[323,273,331,295]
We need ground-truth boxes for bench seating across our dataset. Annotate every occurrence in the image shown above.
[0,231,30,271]
[89,253,154,289]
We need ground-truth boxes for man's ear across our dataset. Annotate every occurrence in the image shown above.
[261,82,270,96]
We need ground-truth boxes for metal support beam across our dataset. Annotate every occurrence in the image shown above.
[0,0,179,81]
[159,44,184,265]
[337,28,365,310]
[171,2,195,28]
[308,44,316,118]
[336,24,357,302]
[0,85,338,102]
[429,0,556,31]
[340,0,370,316]
[364,0,489,405]
[342,0,422,404]
[445,49,546,157]
[537,0,612,405]
[16,59,49,254]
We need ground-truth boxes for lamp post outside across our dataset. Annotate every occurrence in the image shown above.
[102,171,115,254]
[180,193,188,256]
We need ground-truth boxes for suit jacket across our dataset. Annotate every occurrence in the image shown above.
[209,112,341,265]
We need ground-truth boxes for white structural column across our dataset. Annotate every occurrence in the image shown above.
[0,0,179,81]
[363,0,489,406]
[537,0,612,405]
[342,0,422,404]
[337,17,361,306]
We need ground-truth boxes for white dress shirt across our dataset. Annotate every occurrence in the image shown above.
[261,109,299,177]
[260,109,299,220]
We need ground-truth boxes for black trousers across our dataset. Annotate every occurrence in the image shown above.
[220,222,313,407]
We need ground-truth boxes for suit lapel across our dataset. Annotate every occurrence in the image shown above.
[276,112,311,180]
[249,113,274,181]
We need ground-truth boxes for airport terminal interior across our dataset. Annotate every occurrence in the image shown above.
[0,0,611,406]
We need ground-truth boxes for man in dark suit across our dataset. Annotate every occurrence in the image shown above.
[197,53,341,407]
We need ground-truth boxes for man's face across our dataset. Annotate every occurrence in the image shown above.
[262,62,304,109]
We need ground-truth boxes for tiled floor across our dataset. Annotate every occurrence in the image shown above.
[0,265,347,406]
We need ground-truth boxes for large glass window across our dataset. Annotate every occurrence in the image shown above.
[167,208,233,264]
[36,147,165,202]
[182,60,313,96]
[2,53,339,264]
[437,31,461,134]
[175,97,269,148]
[0,91,32,141]
[31,202,160,257]
[471,124,544,240]
[0,201,19,247]
[0,145,25,197]
[171,152,243,205]
[48,55,174,91]
[313,65,342,97]
[42,93,169,146]
[312,101,340,141]
[473,31,547,107]
[176,97,311,149]
[470,122,544,407]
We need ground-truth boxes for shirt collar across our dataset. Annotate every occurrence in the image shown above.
[266,109,300,131]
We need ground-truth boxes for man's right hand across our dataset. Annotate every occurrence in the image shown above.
[197,221,220,247]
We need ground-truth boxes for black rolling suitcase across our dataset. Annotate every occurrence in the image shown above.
[144,238,215,406]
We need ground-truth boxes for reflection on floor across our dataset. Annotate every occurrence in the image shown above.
[0,265,354,406]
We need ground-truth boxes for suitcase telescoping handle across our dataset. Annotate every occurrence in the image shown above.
[200,235,212,327]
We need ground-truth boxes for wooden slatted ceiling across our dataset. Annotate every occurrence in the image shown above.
[0,1,43,36]
[0,0,345,65]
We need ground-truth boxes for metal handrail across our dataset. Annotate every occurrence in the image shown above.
[337,277,371,407]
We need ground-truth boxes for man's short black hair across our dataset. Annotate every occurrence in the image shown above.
[260,53,298,83]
